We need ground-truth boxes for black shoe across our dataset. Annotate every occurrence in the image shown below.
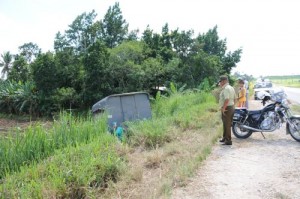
[219,138,225,143]
[222,141,232,145]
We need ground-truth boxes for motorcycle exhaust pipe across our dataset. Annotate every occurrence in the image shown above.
[240,125,276,132]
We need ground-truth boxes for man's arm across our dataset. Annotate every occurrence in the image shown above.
[222,99,229,114]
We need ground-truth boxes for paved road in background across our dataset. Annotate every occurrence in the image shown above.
[280,86,300,104]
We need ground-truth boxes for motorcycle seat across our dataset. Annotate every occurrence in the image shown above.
[248,110,262,115]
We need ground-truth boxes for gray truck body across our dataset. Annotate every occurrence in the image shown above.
[92,92,152,127]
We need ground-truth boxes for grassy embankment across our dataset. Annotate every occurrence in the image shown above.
[267,75,300,88]
[0,90,221,198]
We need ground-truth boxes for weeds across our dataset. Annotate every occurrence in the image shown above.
[0,135,123,198]
[0,112,107,179]
[0,91,221,198]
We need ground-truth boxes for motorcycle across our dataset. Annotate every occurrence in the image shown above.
[232,91,300,142]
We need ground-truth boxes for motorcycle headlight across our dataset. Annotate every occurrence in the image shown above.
[281,99,289,108]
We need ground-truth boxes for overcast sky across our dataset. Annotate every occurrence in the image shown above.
[1,0,300,77]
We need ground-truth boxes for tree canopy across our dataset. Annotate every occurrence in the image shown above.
[0,2,242,116]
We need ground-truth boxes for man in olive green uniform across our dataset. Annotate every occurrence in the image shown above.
[219,75,236,145]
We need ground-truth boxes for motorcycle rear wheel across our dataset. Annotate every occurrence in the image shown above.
[232,122,253,139]
[287,118,300,142]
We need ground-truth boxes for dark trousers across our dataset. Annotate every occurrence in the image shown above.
[221,106,234,142]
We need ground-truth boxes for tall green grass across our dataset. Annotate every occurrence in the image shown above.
[127,91,218,149]
[0,135,122,198]
[0,91,220,198]
[0,112,108,179]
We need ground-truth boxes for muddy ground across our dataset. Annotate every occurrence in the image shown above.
[0,118,30,130]
[171,100,300,199]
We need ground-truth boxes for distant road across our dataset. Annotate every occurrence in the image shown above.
[279,86,300,104]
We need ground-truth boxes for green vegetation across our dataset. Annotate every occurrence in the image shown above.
[0,91,221,198]
[128,90,216,148]
[267,75,300,88]
[0,112,107,179]
[0,2,238,197]
[1,136,122,198]
[0,2,241,116]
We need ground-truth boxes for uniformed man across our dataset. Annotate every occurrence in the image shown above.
[219,75,236,145]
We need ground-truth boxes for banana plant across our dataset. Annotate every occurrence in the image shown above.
[0,80,20,113]
[0,81,38,115]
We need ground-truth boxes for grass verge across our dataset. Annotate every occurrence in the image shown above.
[0,91,221,198]
[100,91,221,199]
[0,135,123,198]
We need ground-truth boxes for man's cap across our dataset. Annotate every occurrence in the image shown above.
[219,75,228,82]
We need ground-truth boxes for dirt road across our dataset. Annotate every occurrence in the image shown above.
[171,100,300,199]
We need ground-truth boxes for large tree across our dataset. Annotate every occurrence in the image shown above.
[18,42,41,63]
[108,40,145,93]
[31,52,58,95]
[159,23,176,63]
[141,26,161,59]
[100,2,129,48]
[82,40,110,105]
[8,54,29,82]
[196,26,242,76]
[170,29,195,60]
[54,48,83,91]
[55,10,99,54]
[0,51,13,79]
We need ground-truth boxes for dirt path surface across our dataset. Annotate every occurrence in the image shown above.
[171,100,300,199]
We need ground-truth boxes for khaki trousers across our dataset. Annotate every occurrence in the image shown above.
[221,106,234,142]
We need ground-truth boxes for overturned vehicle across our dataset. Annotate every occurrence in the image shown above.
[92,92,152,138]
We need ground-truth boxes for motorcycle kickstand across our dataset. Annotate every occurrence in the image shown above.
[260,132,266,139]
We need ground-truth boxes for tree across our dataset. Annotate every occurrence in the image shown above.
[82,40,110,105]
[0,51,13,79]
[196,26,227,57]
[54,31,71,52]
[170,29,195,60]
[55,10,99,54]
[126,29,140,41]
[221,49,242,74]
[18,42,41,63]
[159,23,176,63]
[54,48,83,92]
[189,51,222,87]
[8,54,29,82]
[196,26,242,77]
[141,26,161,58]
[100,2,129,48]
[14,81,38,116]
[31,52,58,95]
[108,41,145,93]
[142,57,166,90]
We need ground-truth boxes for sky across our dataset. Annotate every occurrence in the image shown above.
[1,0,300,77]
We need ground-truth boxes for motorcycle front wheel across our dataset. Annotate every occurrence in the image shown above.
[232,122,253,139]
[286,118,300,142]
